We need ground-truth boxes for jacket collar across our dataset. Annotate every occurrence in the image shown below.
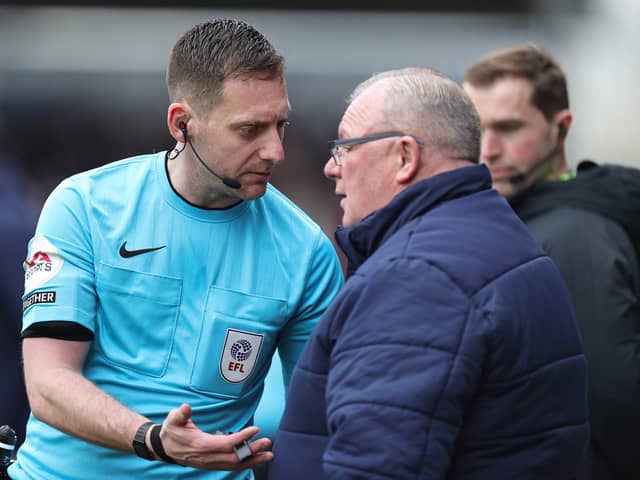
[511,160,640,266]
[336,164,492,276]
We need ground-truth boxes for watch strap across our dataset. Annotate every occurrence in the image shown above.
[132,421,155,460]
[150,424,177,464]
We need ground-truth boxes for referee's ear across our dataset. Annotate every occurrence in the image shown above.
[167,102,191,143]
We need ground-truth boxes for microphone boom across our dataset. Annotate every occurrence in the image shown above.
[179,125,242,189]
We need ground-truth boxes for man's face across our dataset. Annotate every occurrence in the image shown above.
[194,75,291,201]
[463,76,556,199]
[323,83,403,228]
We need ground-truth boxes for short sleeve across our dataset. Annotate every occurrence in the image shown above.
[22,177,97,334]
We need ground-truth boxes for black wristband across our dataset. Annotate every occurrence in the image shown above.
[132,421,155,460]
[149,424,177,464]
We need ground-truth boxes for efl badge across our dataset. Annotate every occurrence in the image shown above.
[220,328,264,383]
[24,236,64,292]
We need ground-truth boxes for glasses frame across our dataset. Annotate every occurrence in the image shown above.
[327,131,425,166]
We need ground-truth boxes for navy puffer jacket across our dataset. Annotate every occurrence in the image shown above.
[270,165,588,480]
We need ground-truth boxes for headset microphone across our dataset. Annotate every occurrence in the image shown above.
[508,161,549,184]
[508,124,566,184]
[178,122,241,190]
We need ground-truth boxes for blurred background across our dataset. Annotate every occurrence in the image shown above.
[1,0,639,242]
[1,0,639,458]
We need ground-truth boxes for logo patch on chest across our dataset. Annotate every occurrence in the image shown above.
[220,329,264,383]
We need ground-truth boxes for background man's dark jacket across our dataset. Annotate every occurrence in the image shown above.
[511,161,640,480]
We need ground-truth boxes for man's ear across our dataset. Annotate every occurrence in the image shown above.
[167,102,192,142]
[396,137,422,184]
[553,109,572,144]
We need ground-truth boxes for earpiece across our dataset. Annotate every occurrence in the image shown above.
[557,124,566,141]
[178,121,188,141]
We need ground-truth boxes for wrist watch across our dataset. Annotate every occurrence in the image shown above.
[132,421,156,460]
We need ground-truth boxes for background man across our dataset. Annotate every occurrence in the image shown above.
[463,44,640,480]
[269,67,589,479]
[9,18,343,479]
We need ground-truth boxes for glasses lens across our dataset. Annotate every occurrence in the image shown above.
[331,147,341,166]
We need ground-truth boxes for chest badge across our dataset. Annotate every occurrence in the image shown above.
[220,328,264,383]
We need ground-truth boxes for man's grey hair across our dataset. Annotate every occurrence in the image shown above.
[349,67,481,163]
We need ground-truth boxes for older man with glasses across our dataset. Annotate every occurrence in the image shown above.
[269,67,589,479]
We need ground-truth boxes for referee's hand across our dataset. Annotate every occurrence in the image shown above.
[157,403,274,470]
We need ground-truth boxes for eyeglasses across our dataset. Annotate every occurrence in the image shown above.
[327,131,425,166]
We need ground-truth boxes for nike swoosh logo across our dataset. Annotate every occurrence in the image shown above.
[119,241,166,258]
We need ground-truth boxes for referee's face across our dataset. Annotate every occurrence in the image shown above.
[196,75,291,202]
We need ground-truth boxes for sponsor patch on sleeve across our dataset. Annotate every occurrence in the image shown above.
[23,291,57,312]
[24,236,64,292]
